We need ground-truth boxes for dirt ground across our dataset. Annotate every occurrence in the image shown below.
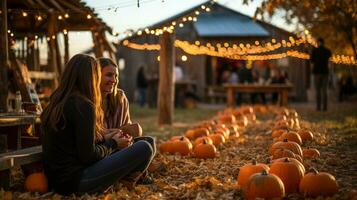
[1,101,356,199]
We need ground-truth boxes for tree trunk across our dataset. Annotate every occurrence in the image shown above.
[158,32,175,125]
[0,0,9,112]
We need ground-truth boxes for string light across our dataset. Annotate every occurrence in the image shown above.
[58,15,63,20]
[86,14,92,19]
[64,13,70,18]
[22,12,28,17]
[37,15,42,21]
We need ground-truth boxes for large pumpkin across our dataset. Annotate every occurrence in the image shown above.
[270,158,305,194]
[159,137,192,156]
[299,168,338,197]
[269,139,303,157]
[194,136,213,147]
[187,127,210,139]
[208,133,226,146]
[237,160,270,189]
[25,172,48,193]
[194,140,216,159]
[244,170,285,200]
[271,157,305,174]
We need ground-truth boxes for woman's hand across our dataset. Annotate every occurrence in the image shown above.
[103,129,122,141]
[112,133,133,149]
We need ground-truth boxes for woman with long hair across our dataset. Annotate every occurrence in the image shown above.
[41,54,155,195]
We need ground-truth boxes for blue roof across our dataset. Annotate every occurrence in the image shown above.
[194,13,270,37]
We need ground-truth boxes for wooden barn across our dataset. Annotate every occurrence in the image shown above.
[115,1,310,106]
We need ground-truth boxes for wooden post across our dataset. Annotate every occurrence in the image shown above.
[54,33,62,74]
[158,32,175,125]
[226,86,234,107]
[92,30,103,57]
[47,12,59,88]
[64,32,69,64]
[0,0,9,112]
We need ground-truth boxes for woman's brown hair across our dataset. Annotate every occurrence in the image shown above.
[41,54,104,141]
[98,58,124,119]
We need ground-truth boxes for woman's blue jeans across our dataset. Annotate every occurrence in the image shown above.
[77,136,156,194]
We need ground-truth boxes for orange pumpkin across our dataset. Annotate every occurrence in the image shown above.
[25,172,48,193]
[272,129,287,138]
[209,133,226,146]
[218,114,236,124]
[272,148,303,163]
[184,129,195,139]
[194,140,216,159]
[160,137,192,156]
[194,137,213,146]
[303,147,320,159]
[299,168,338,197]
[270,158,304,194]
[278,131,302,145]
[226,124,240,138]
[297,129,314,142]
[186,127,210,139]
[237,160,270,189]
[244,170,285,200]
[269,139,303,157]
[159,141,174,153]
[271,157,305,174]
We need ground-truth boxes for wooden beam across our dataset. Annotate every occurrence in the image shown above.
[64,32,69,64]
[158,32,175,125]
[0,0,9,112]
[47,12,59,88]
[57,0,86,13]
[34,0,50,10]
[48,0,65,12]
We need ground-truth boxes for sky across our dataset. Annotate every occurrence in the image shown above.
[65,0,293,56]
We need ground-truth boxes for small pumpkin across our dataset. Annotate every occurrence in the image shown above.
[269,139,303,157]
[237,160,270,189]
[194,140,216,159]
[226,124,240,138]
[244,170,285,200]
[194,136,213,146]
[270,158,304,194]
[171,137,192,156]
[25,172,48,193]
[218,114,236,124]
[297,129,314,142]
[303,147,320,159]
[209,133,226,146]
[272,129,287,138]
[188,127,210,139]
[299,168,338,197]
[278,131,302,145]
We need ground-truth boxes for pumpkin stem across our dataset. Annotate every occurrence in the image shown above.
[284,157,290,162]
[261,169,268,176]
[180,137,184,141]
[283,138,289,142]
[266,157,271,164]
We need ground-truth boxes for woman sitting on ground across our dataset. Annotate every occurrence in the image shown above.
[41,54,155,195]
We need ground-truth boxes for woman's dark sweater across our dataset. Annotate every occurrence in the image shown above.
[41,96,117,195]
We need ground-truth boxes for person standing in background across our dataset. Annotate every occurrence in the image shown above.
[310,38,332,111]
[136,65,148,107]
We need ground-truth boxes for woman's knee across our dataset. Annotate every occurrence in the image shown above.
[133,140,154,158]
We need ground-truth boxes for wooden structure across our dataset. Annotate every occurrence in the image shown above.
[223,84,293,107]
[116,2,309,106]
[0,0,116,111]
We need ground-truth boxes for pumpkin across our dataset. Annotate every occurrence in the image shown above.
[271,157,305,174]
[299,168,338,197]
[194,136,213,146]
[269,139,303,157]
[272,148,303,163]
[215,129,230,140]
[236,116,249,127]
[237,160,270,189]
[171,137,192,156]
[272,129,287,138]
[303,147,320,159]
[226,124,240,138]
[159,141,174,153]
[270,158,304,194]
[297,129,314,142]
[194,140,216,159]
[278,131,302,145]
[244,170,285,200]
[209,133,226,146]
[25,172,48,193]
[187,127,210,139]
[218,114,236,124]
[184,129,195,139]
[246,113,256,122]
[241,106,254,115]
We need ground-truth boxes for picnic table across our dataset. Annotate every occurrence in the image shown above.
[223,83,293,107]
[0,113,40,150]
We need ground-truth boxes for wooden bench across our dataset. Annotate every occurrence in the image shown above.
[223,83,293,107]
[0,145,43,189]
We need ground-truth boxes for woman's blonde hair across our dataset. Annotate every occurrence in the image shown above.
[41,54,104,141]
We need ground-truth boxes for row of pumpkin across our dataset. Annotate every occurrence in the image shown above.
[159,105,339,199]
[242,107,338,199]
